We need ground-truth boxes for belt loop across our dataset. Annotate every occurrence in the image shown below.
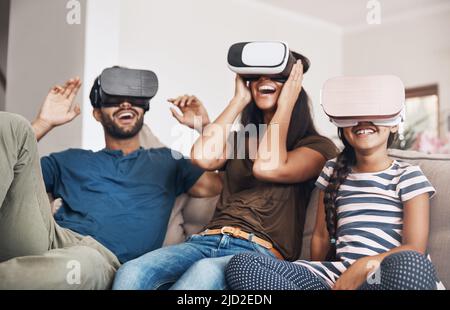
[248,233,254,242]
[219,232,230,248]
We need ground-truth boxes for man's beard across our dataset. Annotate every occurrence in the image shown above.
[100,111,144,139]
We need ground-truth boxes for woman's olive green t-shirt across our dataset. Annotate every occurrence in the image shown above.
[206,134,338,261]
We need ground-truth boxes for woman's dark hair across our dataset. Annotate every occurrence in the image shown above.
[323,127,397,259]
[241,88,319,151]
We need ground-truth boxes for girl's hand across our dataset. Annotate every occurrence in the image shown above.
[233,74,252,106]
[277,60,303,108]
[168,95,211,130]
[332,256,376,290]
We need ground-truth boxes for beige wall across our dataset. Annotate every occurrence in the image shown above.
[121,0,343,152]
[82,0,343,152]
[343,8,450,136]
[5,0,86,156]
[82,0,121,152]
[7,1,447,155]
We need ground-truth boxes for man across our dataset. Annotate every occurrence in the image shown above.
[0,67,221,289]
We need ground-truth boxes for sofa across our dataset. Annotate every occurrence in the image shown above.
[51,125,450,288]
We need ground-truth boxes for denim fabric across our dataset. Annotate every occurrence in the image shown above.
[112,234,274,290]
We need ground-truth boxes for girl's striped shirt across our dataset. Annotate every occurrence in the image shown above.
[294,158,444,289]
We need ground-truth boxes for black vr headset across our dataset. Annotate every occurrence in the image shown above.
[227,41,310,82]
[90,67,158,111]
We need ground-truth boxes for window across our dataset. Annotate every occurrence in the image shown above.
[393,84,449,154]
[404,84,440,137]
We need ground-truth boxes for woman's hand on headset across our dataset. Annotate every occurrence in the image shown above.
[168,95,210,131]
[232,74,252,107]
[277,60,303,108]
[35,77,82,129]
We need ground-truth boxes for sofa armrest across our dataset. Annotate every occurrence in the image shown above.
[162,194,190,246]
[299,188,319,260]
[139,124,219,246]
[182,195,219,237]
[162,194,219,247]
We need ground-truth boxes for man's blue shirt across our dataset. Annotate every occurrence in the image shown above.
[41,147,204,263]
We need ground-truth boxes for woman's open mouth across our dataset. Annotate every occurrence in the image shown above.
[255,79,279,96]
[258,85,277,95]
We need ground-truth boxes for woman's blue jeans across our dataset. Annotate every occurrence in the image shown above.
[112,234,275,290]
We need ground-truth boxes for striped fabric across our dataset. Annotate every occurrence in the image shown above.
[294,158,442,288]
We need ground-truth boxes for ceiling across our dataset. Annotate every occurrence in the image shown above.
[255,0,450,29]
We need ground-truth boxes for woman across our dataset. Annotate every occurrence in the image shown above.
[112,59,337,290]
[225,101,442,290]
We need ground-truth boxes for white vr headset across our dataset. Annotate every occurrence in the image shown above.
[227,41,310,82]
[321,75,406,127]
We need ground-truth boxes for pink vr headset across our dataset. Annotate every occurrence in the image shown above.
[321,75,406,128]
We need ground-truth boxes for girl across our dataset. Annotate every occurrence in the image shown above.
[112,58,338,290]
[225,80,441,290]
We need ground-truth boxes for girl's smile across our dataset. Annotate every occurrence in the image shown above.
[343,122,396,152]
[352,123,379,138]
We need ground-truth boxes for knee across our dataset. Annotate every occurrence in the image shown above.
[226,252,275,290]
[226,252,264,278]
[69,246,116,290]
[190,258,223,275]
[0,113,32,134]
[0,113,35,154]
[113,259,149,290]
[172,258,228,290]
[113,256,164,290]
[382,250,433,271]
[379,250,438,289]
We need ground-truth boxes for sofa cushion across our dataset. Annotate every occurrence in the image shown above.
[138,124,165,149]
[388,149,450,287]
[301,149,450,287]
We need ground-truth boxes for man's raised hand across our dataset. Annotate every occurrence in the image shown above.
[36,77,82,128]
[32,77,82,141]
